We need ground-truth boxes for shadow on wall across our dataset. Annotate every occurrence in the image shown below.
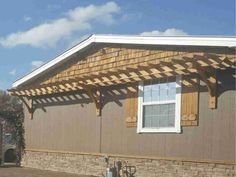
[32,83,129,113]
[197,68,235,97]
[216,68,235,97]
[29,68,235,114]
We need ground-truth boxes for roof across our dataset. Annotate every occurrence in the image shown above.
[12,34,236,88]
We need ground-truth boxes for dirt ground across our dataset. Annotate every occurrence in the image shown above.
[0,166,96,177]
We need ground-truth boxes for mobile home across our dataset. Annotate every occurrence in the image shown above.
[9,35,236,176]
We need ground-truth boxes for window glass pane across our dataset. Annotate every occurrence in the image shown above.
[143,105,154,127]
[168,82,176,100]
[143,79,176,102]
[151,105,160,127]
[143,84,152,102]
[143,104,175,128]
[159,83,168,101]
[167,104,175,127]
[159,115,168,127]
[151,84,160,102]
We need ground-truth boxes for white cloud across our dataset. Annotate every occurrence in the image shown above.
[140,28,188,36]
[121,13,142,22]
[23,16,32,22]
[9,69,16,76]
[31,60,44,70]
[0,2,120,48]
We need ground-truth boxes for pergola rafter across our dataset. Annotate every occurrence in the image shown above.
[9,52,235,97]
[8,52,235,116]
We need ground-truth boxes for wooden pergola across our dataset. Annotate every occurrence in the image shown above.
[8,52,235,118]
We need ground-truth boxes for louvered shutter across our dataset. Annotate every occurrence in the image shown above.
[181,75,199,126]
[125,83,138,128]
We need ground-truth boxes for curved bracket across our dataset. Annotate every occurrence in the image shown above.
[198,69,217,109]
[85,89,101,116]
[189,63,217,109]
[171,57,217,109]
[18,97,34,119]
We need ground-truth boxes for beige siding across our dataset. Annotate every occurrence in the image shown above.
[24,69,235,162]
[25,103,101,153]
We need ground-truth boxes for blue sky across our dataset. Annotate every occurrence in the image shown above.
[0,0,235,90]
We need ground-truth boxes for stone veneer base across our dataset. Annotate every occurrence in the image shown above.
[22,150,236,177]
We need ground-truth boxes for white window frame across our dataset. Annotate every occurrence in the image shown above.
[137,76,182,133]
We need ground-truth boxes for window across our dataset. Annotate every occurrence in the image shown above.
[137,76,181,133]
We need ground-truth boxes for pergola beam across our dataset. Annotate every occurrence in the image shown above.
[8,53,235,98]
[7,52,235,119]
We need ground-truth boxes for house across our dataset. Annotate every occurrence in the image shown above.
[9,35,236,177]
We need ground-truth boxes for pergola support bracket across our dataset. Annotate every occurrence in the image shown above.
[191,64,217,109]
[18,96,34,119]
[85,89,101,116]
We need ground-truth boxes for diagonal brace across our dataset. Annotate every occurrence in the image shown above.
[189,63,217,109]
[85,88,101,116]
[18,96,34,119]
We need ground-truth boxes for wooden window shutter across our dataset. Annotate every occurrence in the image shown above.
[181,75,199,126]
[125,83,138,128]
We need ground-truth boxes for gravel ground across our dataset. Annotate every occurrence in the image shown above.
[0,166,96,177]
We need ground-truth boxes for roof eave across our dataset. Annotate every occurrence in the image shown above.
[12,35,236,88]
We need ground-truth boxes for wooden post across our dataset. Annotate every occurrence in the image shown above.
[208,72,217,109]
[194,66,217,109]
[95,90,101,116]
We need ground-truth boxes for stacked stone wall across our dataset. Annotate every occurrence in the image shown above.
[22,150,236,177]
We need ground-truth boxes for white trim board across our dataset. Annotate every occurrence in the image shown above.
[12,34,236,88]
[137,76,182,133]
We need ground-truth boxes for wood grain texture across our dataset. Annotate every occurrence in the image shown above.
[14,45,234,92]
[125,83,138,128]
[181,76,199,126]
[10,50,235,98]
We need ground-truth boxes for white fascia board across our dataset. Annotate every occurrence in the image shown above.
[12,35,236,88]
[94,35,236,47]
